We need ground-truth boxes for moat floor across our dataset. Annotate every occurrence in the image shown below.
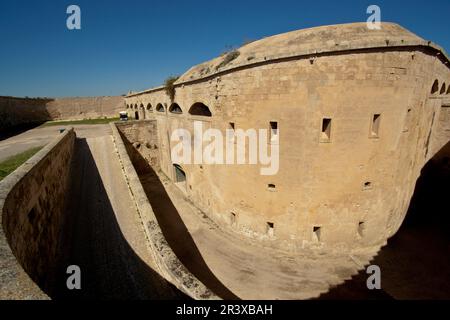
[2,125,449,299]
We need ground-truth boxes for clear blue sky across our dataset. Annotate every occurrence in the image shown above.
[0,0,448,98]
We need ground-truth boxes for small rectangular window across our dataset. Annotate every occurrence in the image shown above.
[403,109,411,132]
[268,183,276,191]
[270,121,278,142]
[370,114,381,138]
[358,221,365,237]
[267,222,274,237]
[230,212,236,226]
[228,122,235,142]
[320,118,332,142]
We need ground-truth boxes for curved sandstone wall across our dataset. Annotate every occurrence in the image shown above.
[124,23,450,252]
[0,129,76,299]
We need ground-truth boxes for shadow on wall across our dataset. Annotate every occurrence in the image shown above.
[0,122,47,141]
[0,97,53,141]
[318,140,450,300]
[121,134,239,300]
[53,138,187,300]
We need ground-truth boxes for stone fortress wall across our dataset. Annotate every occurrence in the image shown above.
[125,23,450,252]
[0,96,125,134]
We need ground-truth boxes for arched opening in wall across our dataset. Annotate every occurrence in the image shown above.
[134,104,138,109]
[189,102,212,117]
[126,104,129,109]
[140,104,145,119]
[146,103,153,112]
[431,80,439,94]
[173,164,186,191]
[156,103,165,113]
[447,86,450,95]
[135,111,139,120]
[169,103,183,114]
[440,83,446,95]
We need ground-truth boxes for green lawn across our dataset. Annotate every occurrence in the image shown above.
[41,117,120,127]
[0,147,44,181]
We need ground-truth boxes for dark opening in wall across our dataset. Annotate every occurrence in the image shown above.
[358,221,365,237]
[146,103,153,112]
[189,102,212,117]
[320,118,332,142]
[156,103,165,113]
[135,111,139,120]
[370,114,381,138]
[230,212,236,226]
[313,226,321,242]
[268,183,276,191]
[441,83,447,95]
[404,108,412,132]
[270,121,278,142]
[169,103,183,114]
[229,122,235,130]
[28,207,37,224]
[431,79,439,94]
[173,164,186,183]
[447,86,450,95]
[363,181,372,190]
[267,222,274,236]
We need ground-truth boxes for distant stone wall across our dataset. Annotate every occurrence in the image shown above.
[46,96,125,120]
[0,129,76,299]
[125,24,450,252]
[0,96,52,133]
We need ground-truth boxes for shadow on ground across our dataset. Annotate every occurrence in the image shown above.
[122,135,239,300]
[53,138,187,300]
[319,141,450,299]
[0,122,46,141]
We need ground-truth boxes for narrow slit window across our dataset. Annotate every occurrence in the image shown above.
[230,212,236,226]
[370,114,381,138]
[270,121,278,142]
[313,226,321,242]
[228,122,235,141]
[267,222,274,237]
[358,221,365,237]
[320,118,332,142]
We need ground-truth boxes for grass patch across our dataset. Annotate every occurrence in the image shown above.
[164,76,179,102]
[0,146,44,181]
[41,117,120,127]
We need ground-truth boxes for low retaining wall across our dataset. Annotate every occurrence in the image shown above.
[0,128,76,299]
[110,122,218,300]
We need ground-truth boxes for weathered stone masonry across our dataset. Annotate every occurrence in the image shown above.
[124,23,450,252]
[0,129,76,299]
